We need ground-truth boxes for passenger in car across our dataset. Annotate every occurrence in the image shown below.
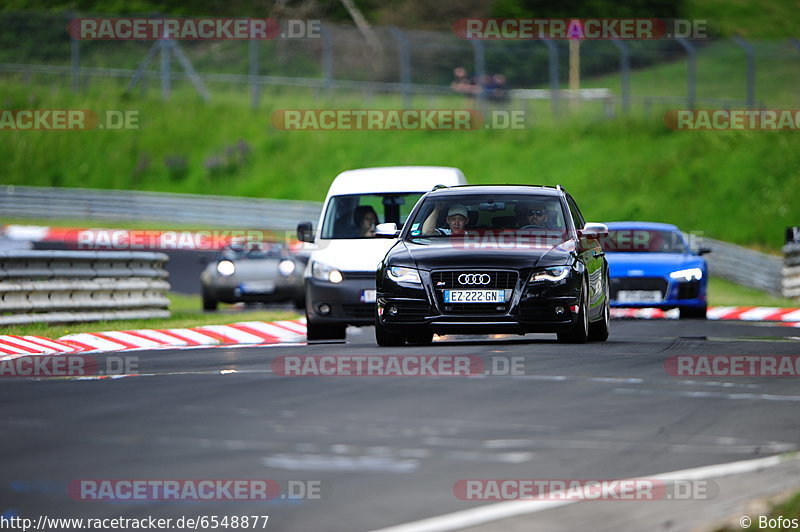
[353,205,379,238]
[422,203,470,236]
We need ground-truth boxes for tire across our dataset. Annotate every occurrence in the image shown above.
[588,274,610,342]
[375,310,406,347]
[406,330,434,346]
[293,298,306,311]
[202,291,218,311]
[557,278,589,344]
[306,317,346,341]
[679,305,707,319]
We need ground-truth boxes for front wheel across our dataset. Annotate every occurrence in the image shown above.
[306,316,346,341]
[375,311,405,347]
[557,278,589,344]
[202,291,218,311]
[588,276,610,342]
[679,305,707,319]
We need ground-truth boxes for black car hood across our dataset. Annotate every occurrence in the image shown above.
[394,238,575,270]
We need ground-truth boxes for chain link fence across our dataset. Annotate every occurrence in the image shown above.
[3,11,800,115]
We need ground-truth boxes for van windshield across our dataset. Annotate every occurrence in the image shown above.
[320,193,424,239]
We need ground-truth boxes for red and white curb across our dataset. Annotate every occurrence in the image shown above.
[0,319,307,356]
[612,306,800,324]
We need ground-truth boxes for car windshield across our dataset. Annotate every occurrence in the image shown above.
[321,192,424,239]
[405,193,568,241]
[219,242,283,260]
[602,229,688,253]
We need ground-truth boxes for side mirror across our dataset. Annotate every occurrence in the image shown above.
[697,247,711,255]
[578,222,608,239]
[297,221,315,243]
[375,222,400,238]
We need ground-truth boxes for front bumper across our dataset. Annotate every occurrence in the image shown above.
[305,274,377,326]
[203,278,303,303]
[377,268,583,335]
[609,276,706,309]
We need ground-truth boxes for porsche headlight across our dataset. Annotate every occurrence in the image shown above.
[669,268,703,282]
[386,266,422,285]
[216,260,236,276]
[311,261,343,283]
[278,259,296,277]
[529,266,571,283]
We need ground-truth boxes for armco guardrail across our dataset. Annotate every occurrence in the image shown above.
[784,244,800,299]
[703,237,783,296]
[0,185,322,231]
[0,251,170,325]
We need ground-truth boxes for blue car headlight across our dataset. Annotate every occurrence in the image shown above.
[386,266,422,285]
[669,268,703,282]
[529,266,571,283]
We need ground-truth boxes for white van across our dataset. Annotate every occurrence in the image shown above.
[297,166,468,340]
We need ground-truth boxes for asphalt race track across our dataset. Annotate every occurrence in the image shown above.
[2,320,800,531]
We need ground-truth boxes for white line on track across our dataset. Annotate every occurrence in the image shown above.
[365,454,796,532]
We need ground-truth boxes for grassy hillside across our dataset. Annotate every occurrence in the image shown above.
[1,77,798,250]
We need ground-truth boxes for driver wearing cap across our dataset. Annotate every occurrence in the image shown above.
[422,203,470,236]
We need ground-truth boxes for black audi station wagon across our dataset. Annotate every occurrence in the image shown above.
[374,185,611,346]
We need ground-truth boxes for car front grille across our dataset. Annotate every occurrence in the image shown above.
[610,277,668,300]
[431,270,517,314]
[340,303,374,319]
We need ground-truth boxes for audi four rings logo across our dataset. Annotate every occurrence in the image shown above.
[458,273,491,285]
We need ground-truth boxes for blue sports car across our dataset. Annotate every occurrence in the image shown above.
[602,222,710,319]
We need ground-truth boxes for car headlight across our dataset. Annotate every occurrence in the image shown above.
[669,268,703,282]
[278,259,296,277]
[216,260,236,276]
[311,261,343,283]
[386,266,422,285]
[529,266,571,283]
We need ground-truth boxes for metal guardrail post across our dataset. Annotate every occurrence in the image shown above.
[675,38,696,110]
[470,38,486,114]
[542,39,560,117]
[68,12,80,92]
[390,27,412,109]
[249,31,260,110]
[783,243,800,299]
[733,36,755,109]
[321,24,333,96]
[160,38,171,100]
[611,40,630,114]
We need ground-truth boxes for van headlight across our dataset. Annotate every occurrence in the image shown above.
[669,268,703,282]
[529,266,571,283]
[311,261,343,283]
[216,260,236,276]
[386,266,422,285]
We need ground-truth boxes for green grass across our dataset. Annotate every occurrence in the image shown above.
[2,292,300,338]
[713,488,800,531]
[3,30,800,253]
[708,277,799,308]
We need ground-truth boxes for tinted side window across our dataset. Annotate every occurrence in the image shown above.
[565,195,585,232]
